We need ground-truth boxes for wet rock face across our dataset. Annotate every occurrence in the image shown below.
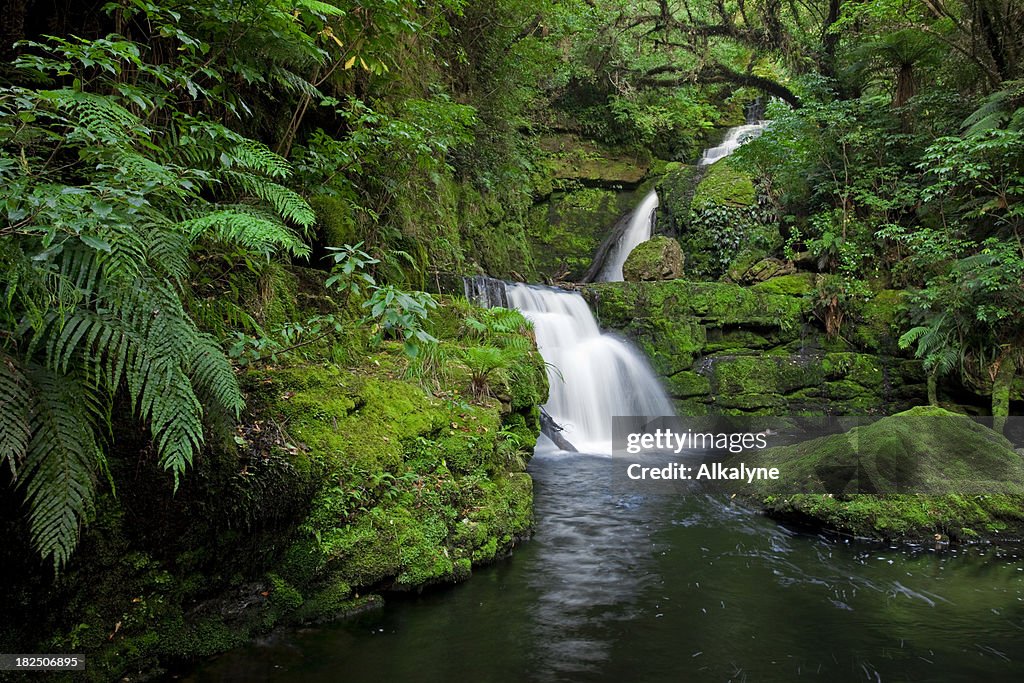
[582,280,926,416]
[623,236,685,281]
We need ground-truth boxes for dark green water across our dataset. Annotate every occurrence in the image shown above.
[182,452,1024,682]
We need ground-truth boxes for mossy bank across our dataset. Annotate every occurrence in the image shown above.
[0,285,547,682]
[726,407,1024,542]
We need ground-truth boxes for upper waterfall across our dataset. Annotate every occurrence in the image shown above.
[698,122,768,166]
[594,189,659,282]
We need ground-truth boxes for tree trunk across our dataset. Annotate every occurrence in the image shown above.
[0,0,29,60]
[927,371,938,406]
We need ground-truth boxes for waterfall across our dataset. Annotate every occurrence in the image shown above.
[503,282,675,454]
[698,122,767,166]
[594,189,659,282]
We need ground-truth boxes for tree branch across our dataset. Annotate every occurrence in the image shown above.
[640,64,802,108]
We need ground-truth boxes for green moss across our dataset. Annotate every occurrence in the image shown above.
[691,159,756,209]
[734,407,1024,540]
[527,188,625,281]
[655,164,700,234]
[751,273,815,296]
[588,281,806,335]
[853,289,907,352]
[665,371,711,398]
[309,195,360,247]
[541,134,650,185]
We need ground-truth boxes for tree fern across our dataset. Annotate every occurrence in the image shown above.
[19,365,102,570]
[0,355,31,478]
[1,17,322,569]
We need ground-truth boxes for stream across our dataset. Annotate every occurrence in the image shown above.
[183,123,1024,682]
[184,448,1024,682]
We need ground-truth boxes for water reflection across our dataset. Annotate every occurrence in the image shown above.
[526,452,665,679]
[180,453,1024,682]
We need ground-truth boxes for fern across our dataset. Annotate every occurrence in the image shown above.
[0,355,31,478]
[963,80,1024,135]
[20,365,101,570]
[225,140,293,179]
[180,208,311,258]
[0,0,327,571]
[222,170,317,228]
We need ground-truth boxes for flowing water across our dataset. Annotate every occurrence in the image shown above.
[180,272,1024,682]
[698,122,768,166]
[184,454,1024,682]
[505,282,673,454]
[595,190,660,282]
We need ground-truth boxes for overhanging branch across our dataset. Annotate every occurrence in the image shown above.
[639,64,801,108]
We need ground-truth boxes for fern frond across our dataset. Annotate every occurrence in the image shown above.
[46,89,145,145]
[189,333,244,431]
[146,362,204,485]
[963,80,1024,135]
[222,170,317,228]
[179,208,311,257]
[269,65,324,100]
[98,223,147,285]
[58,243,102,300]
[146,228,190,283]
[897,326,928,350]
[188,297,262,337]
[104,148,179,188]
[225,140,291,179]
[20,365,101,570]
[0,355,31,478]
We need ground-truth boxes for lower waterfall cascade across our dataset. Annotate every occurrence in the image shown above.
[466,276,675,454]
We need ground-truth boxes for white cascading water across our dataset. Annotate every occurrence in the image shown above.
[698,122,767,166]
[595,189,659,282]
[506,282,675,454]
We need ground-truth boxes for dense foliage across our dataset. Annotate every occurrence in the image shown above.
[1,2,1024,673]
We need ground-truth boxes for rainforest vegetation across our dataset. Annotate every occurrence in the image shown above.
[1,0,1023,678]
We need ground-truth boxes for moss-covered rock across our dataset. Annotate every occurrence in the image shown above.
[540,134,650,186]
[583,280,928,414]
[527,188,628,281]
[730,407,1024,541]
[691,159,757,210]
[750,273,815,296]
[623,236,685,281]
[656,164,700,235]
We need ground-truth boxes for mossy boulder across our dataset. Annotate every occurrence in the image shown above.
[691,159,757,210]
[583,280,928,414]
[623,236,685,281]
[750,273,815,296]
[731,407,1024,540]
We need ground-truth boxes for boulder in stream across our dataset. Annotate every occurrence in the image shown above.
[623,236,685,281]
